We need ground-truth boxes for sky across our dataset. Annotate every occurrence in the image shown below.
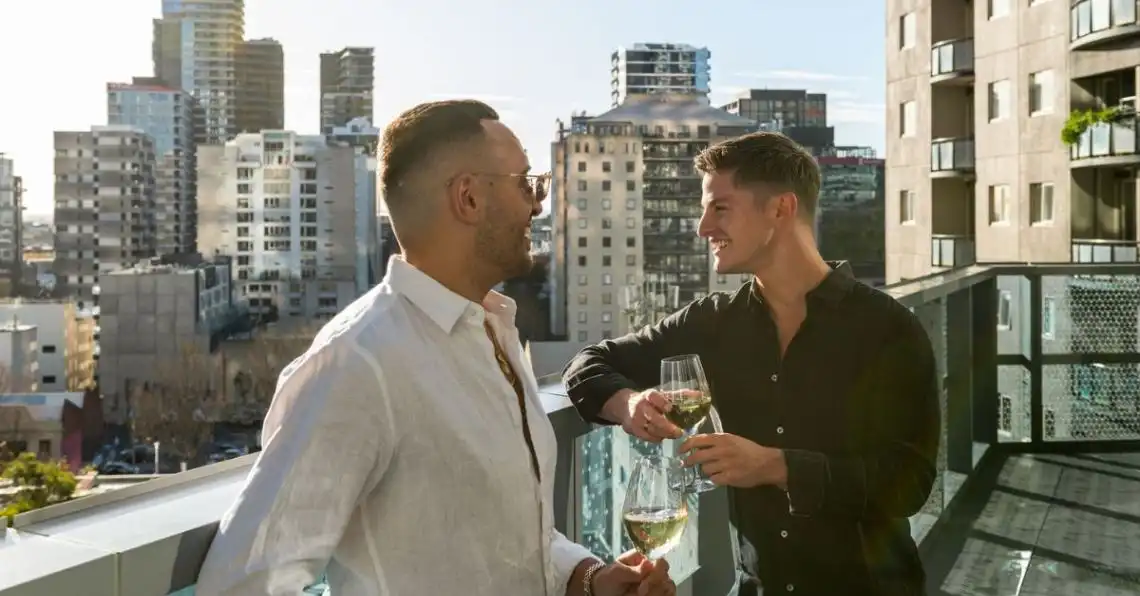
[0,0,886,216]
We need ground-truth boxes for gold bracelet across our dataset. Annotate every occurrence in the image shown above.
[582,560,607,596]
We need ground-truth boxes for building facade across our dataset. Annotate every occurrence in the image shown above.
[885,0,1140,444]
[153,0,245,145]
[327,117,382,292]
[720,88,829,128]
[0,321,39,393]
[816,147,886,285]
[53,126,159,308]
[196,131,363,321]
[610,43,710,107]
[107,79,197,257]
[96,256,238,423]
[0,156,24,296]
[0,300,95,393]
[235,38,285,134]
[551,95,757,343]
[319,47,374,134]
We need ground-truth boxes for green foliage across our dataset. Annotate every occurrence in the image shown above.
[1,452,77,527]
[1062,106,1136,146]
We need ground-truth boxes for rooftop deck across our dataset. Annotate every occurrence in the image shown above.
[5,262,1140,595]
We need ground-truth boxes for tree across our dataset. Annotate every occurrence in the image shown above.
[1,452,77,526]
[129,342,226,465]
[223,325,317,425]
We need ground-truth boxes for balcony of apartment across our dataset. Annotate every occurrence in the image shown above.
[930,88,975,179]
[1071,164,1137,266]
[930,38,974,86]
[1071,0,1140,50]
[10,264,1140,594]
[931,176,975,270]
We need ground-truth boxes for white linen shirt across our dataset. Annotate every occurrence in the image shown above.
[195,257,595,595]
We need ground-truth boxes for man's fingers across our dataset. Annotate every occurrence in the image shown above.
[644,390,672,412]
[679,432,722,452]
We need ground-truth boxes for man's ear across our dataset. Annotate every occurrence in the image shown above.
[447,173,482,226]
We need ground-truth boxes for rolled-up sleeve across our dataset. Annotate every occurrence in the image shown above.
[550,529,597,593]
[195,335,396,596]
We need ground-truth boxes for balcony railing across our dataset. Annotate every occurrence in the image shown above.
[1072,239,1139,263]
[1069,120,1139,162]
[1071,0,1140,48]
[931,234,976,268]
[930,137,975,175]
[930,38,974,80]
[9,263,1140,594]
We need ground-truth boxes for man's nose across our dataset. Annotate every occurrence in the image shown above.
[697,211,714,238]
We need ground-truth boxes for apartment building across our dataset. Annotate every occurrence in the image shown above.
[0,300,95,393]
[886,0,1140,441]
[720,88,828,128]
[96,256,238,423]
[235,38,285,134]
[53,126,158,307]
[0,156,24,296]
[319,47,374,134]
[551,94,757,343]
[153,0,245,145]
[610,44,711,107]
[327,117,383,292]
[107,79,197,256]
[0,321,38,393]
[196,131,362,321]
[816,147,886,285]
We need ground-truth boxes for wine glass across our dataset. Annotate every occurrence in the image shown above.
[660,354,719,493]
[622,454,690,561]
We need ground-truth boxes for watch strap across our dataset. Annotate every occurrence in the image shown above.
[582,560,607,596]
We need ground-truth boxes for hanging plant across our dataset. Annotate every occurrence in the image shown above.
[1061,105,1137,146]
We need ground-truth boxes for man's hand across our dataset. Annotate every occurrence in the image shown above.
[607,389,686,442]
[680,433,788,489]
[593,550,675,596]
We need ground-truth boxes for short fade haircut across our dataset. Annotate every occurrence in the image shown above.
[693,131,821,221]
[379,99,499,217]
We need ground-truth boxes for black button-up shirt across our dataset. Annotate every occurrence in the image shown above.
[563,264,939,596]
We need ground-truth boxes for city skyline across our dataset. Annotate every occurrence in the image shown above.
[1,0,886,215]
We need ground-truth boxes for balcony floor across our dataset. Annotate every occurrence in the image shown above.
[922,450,1140,595]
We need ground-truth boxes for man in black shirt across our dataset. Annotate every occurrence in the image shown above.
[562,132,939,595]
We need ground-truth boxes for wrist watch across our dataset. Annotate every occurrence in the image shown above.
[582,560,606,596]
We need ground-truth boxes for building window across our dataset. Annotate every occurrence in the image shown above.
[38,440,50,457]
[899,190,916,224]
[900,101,917,137]
[602,161,612,173]
[626,161,635,173]
[626,180,636,191]
[1042,297,1055,339]
[577,293,588,305]
[989,184,1011,224]
[42,375,57,384]
[626,218,637,229]
[578,312,587,323]
[988,80,1011,121]
[602,312,613,323]
[626,255,637,266]
[578,274,588,286]
[578,330,588,341]
[578,237,587,248]
[602,273,613,286]
[988,0,1009,19]
[899,13,916,49]
[578,180,587,191]
[626,198,637,210]
[601,198,612,210]
[42,345,57,354]
[578,255,587,266]
[577,162,586,172]
[577,198,588,211]
[1029,70,1053,115]
[1029,182,1054,225]
[578,219,588,229]
[997,290,1013,329]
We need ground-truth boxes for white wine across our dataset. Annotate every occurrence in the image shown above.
[664,393,711,431]
[623,506,689,559]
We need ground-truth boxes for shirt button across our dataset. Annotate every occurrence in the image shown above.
[780,530,788,538]
[776,426,785,434]
[786,584,795,592]
[770,373,778,382]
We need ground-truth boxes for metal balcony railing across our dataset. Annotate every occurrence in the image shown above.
[930,38,974,78]
[1071,0,1140,44]
[930,137,975,174]
[931,234,976,268]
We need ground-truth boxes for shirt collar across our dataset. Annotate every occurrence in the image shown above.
[384,256,518,334]
[749,260,855,308]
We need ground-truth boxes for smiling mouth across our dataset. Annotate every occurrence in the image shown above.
[711,240,729,253]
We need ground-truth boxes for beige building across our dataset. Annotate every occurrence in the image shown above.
[0,300,95,393]
[196,131,362,321]
[885,0,1140,281]
[551,94,757,343]
[0,322,38,393]
[53,126,159,307]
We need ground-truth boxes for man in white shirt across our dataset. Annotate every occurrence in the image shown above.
[195,100,676,596]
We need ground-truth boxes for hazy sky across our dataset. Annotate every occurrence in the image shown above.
[0,0,885,216]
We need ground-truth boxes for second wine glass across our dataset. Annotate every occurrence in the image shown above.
[622,454,689,561]
[660,354,718,493]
